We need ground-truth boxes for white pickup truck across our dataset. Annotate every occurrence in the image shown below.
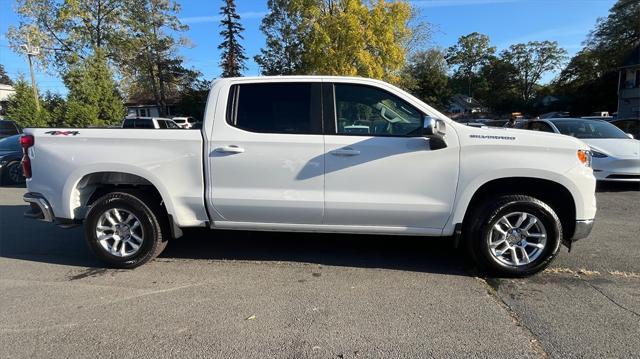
[21,76,596,276]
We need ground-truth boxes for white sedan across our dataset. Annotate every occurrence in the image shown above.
[524,118,640,182]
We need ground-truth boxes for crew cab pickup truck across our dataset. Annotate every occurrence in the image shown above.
[21,76,596,276]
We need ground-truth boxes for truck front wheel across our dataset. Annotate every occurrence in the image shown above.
[465,195,562,277]
[84,192,168,269]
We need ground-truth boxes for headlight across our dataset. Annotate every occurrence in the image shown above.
[577,150,592,168]
[591,150,608,158]
[0,160,7,167]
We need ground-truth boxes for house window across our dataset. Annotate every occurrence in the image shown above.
[138,108,147,117]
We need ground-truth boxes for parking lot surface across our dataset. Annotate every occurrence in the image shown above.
[1,183,639,358]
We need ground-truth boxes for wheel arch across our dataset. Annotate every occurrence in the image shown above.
[62,165,176,222]
[455,176,577,240]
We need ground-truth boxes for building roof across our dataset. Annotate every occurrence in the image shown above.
[449,94,485,110]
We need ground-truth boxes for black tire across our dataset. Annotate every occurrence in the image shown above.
[84,191,168,269]
[464,195,562,277]
[3,162,25,185]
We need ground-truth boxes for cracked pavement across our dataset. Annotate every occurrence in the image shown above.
[1,182,639,358]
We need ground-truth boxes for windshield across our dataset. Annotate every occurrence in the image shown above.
[551,119,629,139]
[0,135,21,151]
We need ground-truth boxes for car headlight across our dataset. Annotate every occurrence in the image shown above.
[591,150,608,158]
[577,150,592,168]
[0,160,7,167]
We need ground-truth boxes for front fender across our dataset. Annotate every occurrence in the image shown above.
[444,166,596,235]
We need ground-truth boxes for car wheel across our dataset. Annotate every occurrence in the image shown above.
[84,191,168,269]
[465,195,562,277]
[4,162,25,185]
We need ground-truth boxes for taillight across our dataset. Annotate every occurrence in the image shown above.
[20,135,34,178]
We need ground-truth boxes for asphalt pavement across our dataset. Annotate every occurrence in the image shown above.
[1,182,638,358]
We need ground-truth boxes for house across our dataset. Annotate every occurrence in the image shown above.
[540,95,560,107]
[448,94,488,114]
[617,45,640,120]
[125,101,178,118]
[0,84,16,116]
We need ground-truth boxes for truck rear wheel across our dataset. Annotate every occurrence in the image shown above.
[84,192,168,269]
[465,195,562,277]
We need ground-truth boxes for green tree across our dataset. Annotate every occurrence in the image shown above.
[501,41,566,104]
[7,0,127,70]
[0,64,13,85]
[554,0,639,114]
[120,0,191,116]
[175,78,210,121]
[218,0,247,77]
[446,32,495,97]
[254,0,308,75]
[5,78,48,127]
[474,57,521,114]
[63,49,125,127]
[402,48,451,110]
[42,91,66,127]
[585,0,639,68]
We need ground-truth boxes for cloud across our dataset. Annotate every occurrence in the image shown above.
[411,0,520,7]
[180,11,267,25]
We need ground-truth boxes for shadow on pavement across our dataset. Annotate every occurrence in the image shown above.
[596,181,640,193]
[0,204,469,276]
[162,228,468,276]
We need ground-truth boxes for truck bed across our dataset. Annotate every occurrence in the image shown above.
[23,128,209,227]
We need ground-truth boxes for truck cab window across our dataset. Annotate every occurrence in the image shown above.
[228,83,321,135]
[333,84,423,136]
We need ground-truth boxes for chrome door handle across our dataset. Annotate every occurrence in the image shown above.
[215,145,245,154]
[331,148,361,156]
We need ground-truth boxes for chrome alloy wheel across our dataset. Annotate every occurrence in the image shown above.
[95,208,144,257]
[488,212,547,267]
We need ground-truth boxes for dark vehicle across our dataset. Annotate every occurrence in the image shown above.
[0,120,22,139]
[610,118,639,139]
[0,135,25,185]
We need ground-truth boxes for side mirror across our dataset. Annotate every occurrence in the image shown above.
[627,133,634,139]
[423,116,447,150]
[423,116,446,137]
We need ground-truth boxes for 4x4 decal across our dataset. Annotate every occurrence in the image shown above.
[45,131,80,136]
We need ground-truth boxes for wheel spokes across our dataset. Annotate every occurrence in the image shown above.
[95,208,144,258]
[489,211,548,267]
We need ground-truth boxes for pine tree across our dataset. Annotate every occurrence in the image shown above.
[0,64,13,85]
[255,0,306,75]
[5,78,48,128]
[63,49,125,127]
[218,0,247,78]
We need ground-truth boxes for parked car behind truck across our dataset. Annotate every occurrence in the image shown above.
[21,76,597,277]
[524,118,640,182]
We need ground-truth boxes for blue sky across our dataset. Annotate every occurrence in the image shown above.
[0,0,616,95]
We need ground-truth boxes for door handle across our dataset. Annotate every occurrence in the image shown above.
[331,148,361,156]
[215,145,245,154]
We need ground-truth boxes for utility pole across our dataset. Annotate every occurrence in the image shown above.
[21,36,41,111]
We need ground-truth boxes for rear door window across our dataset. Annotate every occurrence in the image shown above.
[135,119,155,129]
[122,119,135,128]
[227,83,321,135]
